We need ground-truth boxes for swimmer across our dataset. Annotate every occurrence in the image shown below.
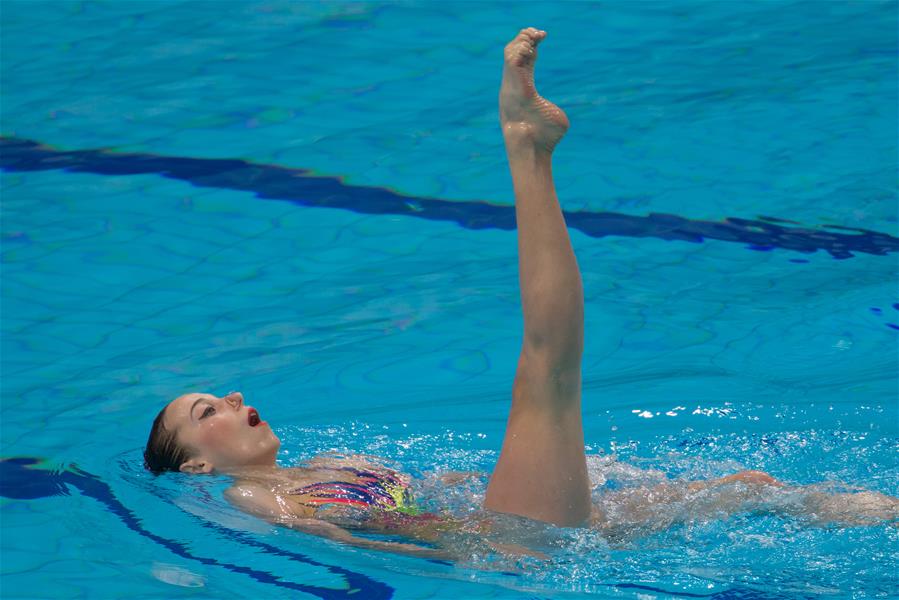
[143,28,898,560]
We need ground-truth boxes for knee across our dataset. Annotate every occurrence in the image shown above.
[723,470,782,487]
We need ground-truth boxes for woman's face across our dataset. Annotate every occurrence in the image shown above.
[164,391,280,473]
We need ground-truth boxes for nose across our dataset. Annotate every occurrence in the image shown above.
[223,391,243,409]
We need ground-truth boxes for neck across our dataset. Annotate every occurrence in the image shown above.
[218,460,281,478]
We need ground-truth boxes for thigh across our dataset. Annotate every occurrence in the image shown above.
[484,353,590,527]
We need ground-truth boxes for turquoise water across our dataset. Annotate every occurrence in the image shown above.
[1,1,897,598]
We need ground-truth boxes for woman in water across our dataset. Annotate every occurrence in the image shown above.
[144,28,897,559]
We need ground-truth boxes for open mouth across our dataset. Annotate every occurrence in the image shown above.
[248,408,261,427]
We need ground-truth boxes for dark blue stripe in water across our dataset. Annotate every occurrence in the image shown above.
[0,457,394,600]
[2,136,897,260]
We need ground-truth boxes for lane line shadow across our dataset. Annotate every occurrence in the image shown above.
[1,135,896,259]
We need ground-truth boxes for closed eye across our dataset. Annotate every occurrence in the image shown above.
[200,406,216,419]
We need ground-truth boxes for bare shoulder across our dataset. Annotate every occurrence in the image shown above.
[226,481,318,520]
[225,483,283,518]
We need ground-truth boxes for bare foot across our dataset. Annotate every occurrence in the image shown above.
[500,27,570,154]
[803,490,899,526]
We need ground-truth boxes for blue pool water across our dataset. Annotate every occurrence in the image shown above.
[2,1,897,598]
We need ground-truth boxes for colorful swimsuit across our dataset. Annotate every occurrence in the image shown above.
[291,467,420,516]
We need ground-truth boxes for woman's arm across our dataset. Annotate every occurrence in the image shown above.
[282,517,451,560]
[224,484,451,560]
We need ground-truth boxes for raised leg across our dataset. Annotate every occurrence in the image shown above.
[484,28,590,527]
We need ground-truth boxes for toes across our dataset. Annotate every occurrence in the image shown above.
[516,40,535,56]
[517,27,546,45]
[505,28,546,64]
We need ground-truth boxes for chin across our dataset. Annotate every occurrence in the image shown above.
[261,434,281,463]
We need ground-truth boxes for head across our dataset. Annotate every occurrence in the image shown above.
[143,391,280,475]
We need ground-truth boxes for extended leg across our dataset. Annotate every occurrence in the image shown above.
[591,471,898,538]
[484,28,590,527]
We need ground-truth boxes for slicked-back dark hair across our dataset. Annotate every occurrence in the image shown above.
[143,405,192,475]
